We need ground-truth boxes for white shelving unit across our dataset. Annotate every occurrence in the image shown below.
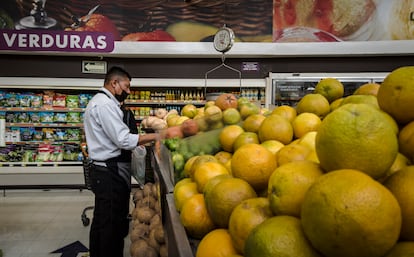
[0,77,267,188]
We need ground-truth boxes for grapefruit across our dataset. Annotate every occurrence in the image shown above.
[205,177,257,228]
[180,193,216,239]
[258,114,293,144]
[231,144,277,191]
[228,197,273,254]
[314,77,344,103]
[245,215,321,257]
[196,229,238,257]
[384,166,414,240]
[296,93,330,118]
[377,66,414,124]
[315,103,398,179]
[268,160,324,217]
[301,169,401,257]
[219,125,245,153]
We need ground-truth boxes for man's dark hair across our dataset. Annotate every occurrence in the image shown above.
[104,66,132,84]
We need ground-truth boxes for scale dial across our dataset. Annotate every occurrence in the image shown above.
[213,27,235,53]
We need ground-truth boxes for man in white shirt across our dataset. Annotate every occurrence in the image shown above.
[84,66,160,257]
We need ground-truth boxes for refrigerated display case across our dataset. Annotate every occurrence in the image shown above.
[268,72,389,107]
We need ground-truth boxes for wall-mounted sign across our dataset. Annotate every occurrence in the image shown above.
[242,62,259,71]
[0,29,114,53]
[82,61,107,74]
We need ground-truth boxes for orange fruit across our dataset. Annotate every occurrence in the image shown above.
[183,155,200,178]
[180,193,216,239]
[329,98,343,112]
[276,144,311,166]
[228,197,273,254]
[340,94,379,109]
[245,216,321,257]
[189,155,218,179]
[377,66,414,124]
[219,125,245,153]
[268,160,324,217]
[296,93,330,118]
[383,242,414,257]
[222,107,242,125]
[315,103,398,179]
[314,77,344,103]
[258,114,293,145]
[384,166,414,241]
[260,140,285,156]
[239,102,260,120]
[173,181,198,212]
[242,114,266,133]
[297,131,317,151]
[301,169,401,257]
[378,152,412,183]
[271,105,297,122]
[398,121,414,163]
[231,144,277,191]
[203,173,233,194]
[196,229,238,257]
[193,162,230,193]
[291,112,322,139]
[354,83,380,96]
[205,177,257,228]
[233,132,260,151]
[214,151,233,165]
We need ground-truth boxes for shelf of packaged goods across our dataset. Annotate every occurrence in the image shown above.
[6,123,83,128]
[0,107,86,112]
[5,141,81,145]
[124,100,206,106]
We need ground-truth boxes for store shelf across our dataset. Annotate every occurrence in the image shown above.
[125,100,206,105]
[1,107,86,112]
[6,122,83,127]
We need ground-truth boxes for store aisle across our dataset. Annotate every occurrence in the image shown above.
[0,189,132,257]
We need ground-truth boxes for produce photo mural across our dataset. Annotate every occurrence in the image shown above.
[0,0,413,43]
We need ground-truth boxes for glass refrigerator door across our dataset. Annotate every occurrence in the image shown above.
[270,73,388,107]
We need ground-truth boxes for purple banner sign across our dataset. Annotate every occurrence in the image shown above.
[0,29,114,53]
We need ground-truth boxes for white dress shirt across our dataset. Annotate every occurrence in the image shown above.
[84,87,139,161]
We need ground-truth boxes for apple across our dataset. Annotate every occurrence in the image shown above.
[121,30,176,41]
[65,14,121,40]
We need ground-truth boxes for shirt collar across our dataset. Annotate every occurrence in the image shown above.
[101,87,121,107]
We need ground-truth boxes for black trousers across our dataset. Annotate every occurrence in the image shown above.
[89,163,130,257]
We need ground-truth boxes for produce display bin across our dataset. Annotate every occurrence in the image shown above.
[151,143,199,257]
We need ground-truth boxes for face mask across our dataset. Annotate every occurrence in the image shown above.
[115,90,129,102]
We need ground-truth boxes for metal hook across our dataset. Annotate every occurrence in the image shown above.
[204,53,242,98]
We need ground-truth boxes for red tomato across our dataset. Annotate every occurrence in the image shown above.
[65,14,121,41]
[121,30,176,41]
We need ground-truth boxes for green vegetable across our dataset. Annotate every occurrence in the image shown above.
[163,137,181,151]
[172,151,185,174]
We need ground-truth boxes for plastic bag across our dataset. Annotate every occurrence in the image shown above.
[131,145,147,188]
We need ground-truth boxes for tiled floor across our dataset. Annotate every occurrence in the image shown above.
[0,189,132,257]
